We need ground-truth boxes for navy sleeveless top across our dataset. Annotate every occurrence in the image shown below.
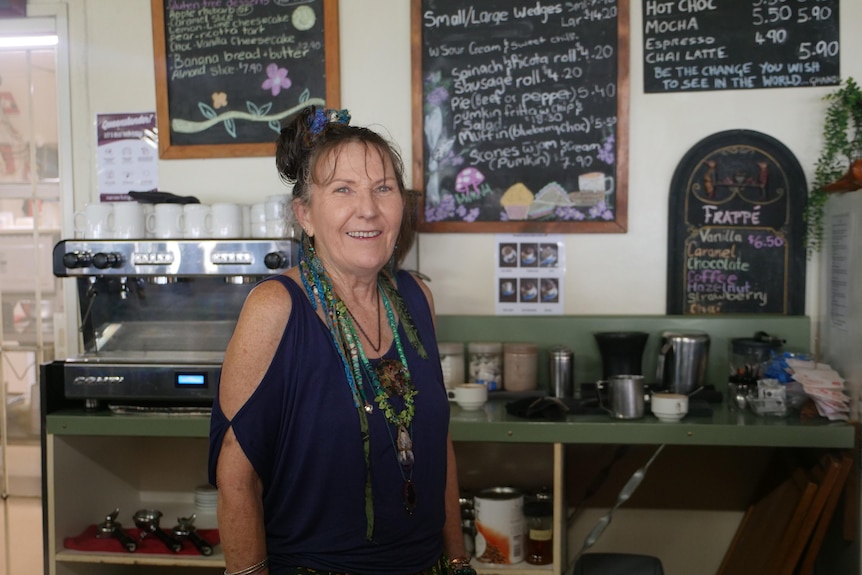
[209,271,450,574]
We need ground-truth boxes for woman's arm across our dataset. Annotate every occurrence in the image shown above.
[411,273,472,568]
[443,433,469,561]
[215,280,292,574]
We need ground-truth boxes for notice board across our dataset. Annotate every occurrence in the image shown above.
[666,130,807,315]
[412,0,629,233]
[151,0,340,159]
[643,0,840,93]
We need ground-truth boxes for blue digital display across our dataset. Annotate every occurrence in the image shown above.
[176,373,206,387]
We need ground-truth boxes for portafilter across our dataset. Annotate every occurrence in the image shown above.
[133,508,183,553]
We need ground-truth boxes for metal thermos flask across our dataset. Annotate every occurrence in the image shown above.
[549,346,574,398]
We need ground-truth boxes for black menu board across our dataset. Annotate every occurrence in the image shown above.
[666,130,807,315]
[412,0,629,233]
[643,0,840,93]
[151,0,339,159]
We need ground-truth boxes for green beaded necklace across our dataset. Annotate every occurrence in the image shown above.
[298,236,425,538]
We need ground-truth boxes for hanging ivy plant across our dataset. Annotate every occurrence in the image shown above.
[804,77,862,256]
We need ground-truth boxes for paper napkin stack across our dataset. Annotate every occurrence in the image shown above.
[786,358,851,421]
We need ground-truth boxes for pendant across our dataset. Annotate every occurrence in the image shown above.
[397,425,414,467]
[398,448,415,467]
[403,479,417,514]
[396,425,412,450]
[364,402,374,414]
[375,359,409,396]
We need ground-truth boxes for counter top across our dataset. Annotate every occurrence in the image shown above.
[46,400,855,448]
[449,401,855,448]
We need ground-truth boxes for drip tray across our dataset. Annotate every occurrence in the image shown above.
[90,320,235,355]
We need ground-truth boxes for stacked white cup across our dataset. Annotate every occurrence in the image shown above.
[183,204,212,238]
[264,194,291,238]
[146,204,184,239]
[250,203,267,238]
[74,203,114,239]
[211,203,243,238]
[112,202,146,239]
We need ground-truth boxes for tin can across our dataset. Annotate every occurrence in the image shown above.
[503,342,538,391]
[474,487,525,564]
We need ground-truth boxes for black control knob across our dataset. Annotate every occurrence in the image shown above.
[92,252,123,269]
[62,251,92,269]
[264,251,289,270]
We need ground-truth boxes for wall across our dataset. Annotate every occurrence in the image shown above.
[36,0,860,317]
[25,1,862,572]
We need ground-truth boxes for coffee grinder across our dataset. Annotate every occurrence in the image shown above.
[593,332,649,379]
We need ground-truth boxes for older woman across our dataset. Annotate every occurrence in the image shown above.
[209,107,472,575]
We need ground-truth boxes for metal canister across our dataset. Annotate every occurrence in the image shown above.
[548,345,574,398]
[474,487,525,564]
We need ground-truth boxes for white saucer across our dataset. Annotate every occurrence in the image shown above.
[457,401,486,411]
[654,412,685,422]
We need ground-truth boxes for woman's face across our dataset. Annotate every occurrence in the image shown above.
[296,141,403,280]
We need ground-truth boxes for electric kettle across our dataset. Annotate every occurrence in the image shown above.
[656,331,710,394]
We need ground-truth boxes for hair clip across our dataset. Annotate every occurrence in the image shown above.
[308,108,351,135]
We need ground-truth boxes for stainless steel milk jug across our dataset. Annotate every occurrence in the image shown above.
[656,331,710,394]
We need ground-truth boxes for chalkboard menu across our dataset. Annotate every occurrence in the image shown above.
[412,0,629,233]
[666,130,806,315]
[643,0,840,93]
[151,0,340,159]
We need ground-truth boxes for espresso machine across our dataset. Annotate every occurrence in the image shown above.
[43,238,297,411]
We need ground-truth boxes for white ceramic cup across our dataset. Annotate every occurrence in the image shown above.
[448,383,488,411]
[651,393,689,422]
[142,204,155,237]
[265,194,291,221]
[74,203,114,239]
[241,204,252,237]
[112,202,146,239]
[579,172,615,194]
[211,202,243,238]
[265,218,290,238]
[146,203,184,239]
[183,204,213,238]
[250,203,267,238]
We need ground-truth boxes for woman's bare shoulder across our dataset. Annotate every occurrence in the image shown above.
[219,276,295,414]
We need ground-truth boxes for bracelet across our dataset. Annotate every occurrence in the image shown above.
[448,557,476,575]
[224,557,269,575]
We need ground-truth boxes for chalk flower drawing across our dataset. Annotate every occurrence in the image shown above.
[262,64,292,96]
[597,134,615,165]
[211,92,228,109]
[589,200,615,220]
[423,72,469,218]
[424,192,456,222]
[555,205,587,221]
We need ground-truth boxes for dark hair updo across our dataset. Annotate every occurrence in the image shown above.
[275,106,416,267]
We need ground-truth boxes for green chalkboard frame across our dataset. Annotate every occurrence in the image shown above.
[411,0,630,233]
[151,0,340,159]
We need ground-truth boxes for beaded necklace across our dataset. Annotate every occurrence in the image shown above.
[298,235,422,539]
